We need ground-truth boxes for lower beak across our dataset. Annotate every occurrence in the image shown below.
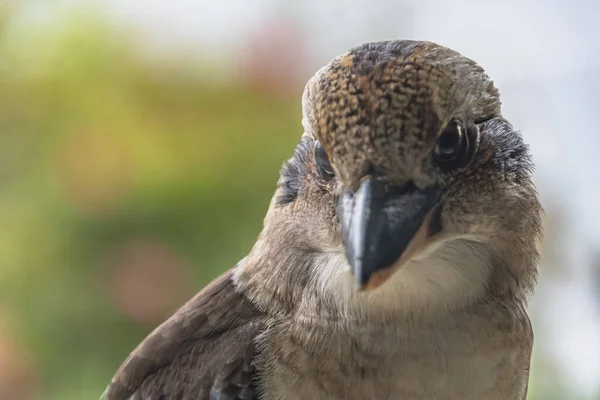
[337,177,445,290]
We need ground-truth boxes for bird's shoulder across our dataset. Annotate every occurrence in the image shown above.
[102,268,268,400]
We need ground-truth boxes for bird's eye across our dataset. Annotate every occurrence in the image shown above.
[314,140,335,180]
[433,121,472,170]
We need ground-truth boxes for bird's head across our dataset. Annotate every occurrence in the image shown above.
[236,41,543,318]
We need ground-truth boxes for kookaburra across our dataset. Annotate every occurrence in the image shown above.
[102,40,543,400]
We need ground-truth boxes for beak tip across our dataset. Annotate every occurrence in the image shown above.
[339,177,445,294]
[351,258,373,291]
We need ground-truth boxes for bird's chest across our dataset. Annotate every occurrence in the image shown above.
[257,316,530,400]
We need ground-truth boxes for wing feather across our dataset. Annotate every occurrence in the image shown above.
[102,269,266,400]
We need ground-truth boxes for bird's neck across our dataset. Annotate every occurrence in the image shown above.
[234,238,531,325]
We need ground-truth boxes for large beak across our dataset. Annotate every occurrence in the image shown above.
[337,177,445,291]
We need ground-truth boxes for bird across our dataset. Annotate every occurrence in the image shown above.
[101,40,543,400]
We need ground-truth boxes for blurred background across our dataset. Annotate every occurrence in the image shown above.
[0,0,599,399]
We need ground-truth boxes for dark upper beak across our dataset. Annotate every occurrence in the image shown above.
[336,177,445,290]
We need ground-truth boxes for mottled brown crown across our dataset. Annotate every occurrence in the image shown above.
[302,40,501,187]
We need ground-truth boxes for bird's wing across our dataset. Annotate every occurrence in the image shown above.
[101,269,267,400]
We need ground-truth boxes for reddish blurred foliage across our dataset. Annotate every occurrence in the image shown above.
[0,334,36,400]
[55,128,134,214]
[104,239,195,327]
[237,18,310,97]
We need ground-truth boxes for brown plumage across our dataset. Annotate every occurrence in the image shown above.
[102,40,543,400]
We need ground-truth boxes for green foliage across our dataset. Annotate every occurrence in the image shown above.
[0,12,299,400]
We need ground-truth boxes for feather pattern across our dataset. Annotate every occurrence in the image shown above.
[102,269,266,400]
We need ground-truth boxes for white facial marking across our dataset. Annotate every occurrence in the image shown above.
[312,236,491,319]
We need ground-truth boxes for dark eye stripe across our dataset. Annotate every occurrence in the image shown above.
[314,140,335,180]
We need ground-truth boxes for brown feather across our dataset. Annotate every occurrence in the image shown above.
[103,269,267,400]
